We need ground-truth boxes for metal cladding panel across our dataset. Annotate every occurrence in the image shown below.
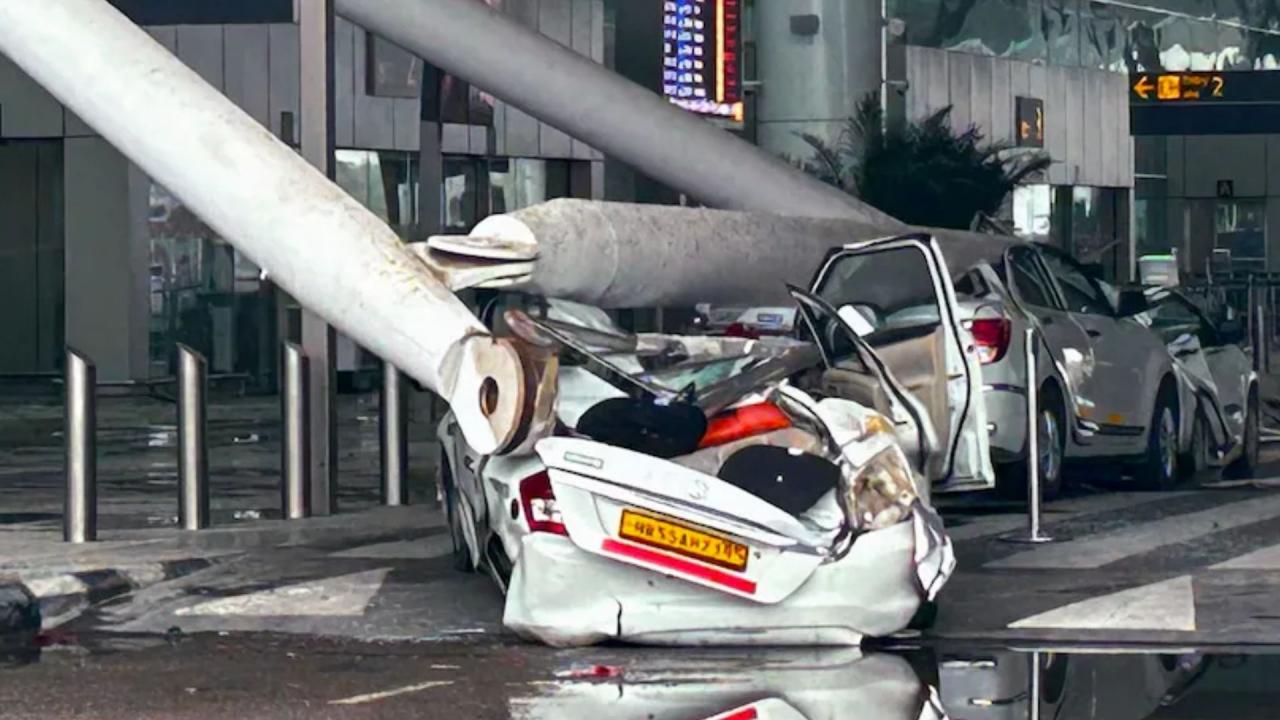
[176,25,224,90]
[333,18,356,147]
[267,23,300,142]
[352,27,396,150]
[0,55,62,137]
[225,24,272,129]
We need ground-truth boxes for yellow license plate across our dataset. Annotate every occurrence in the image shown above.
[618,510,749,571]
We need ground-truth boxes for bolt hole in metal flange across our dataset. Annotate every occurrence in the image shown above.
[480,377,500,417]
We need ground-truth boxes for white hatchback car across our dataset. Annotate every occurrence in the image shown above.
[438,290,956,647]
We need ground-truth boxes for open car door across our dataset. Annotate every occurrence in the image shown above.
[807,233,994,492]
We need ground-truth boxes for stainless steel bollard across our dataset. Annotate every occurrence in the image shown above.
[177,344,210,530]
[1003,328,1053,544]
[64,348,97,543]
[282,342,312,519]
[1028,651,1043,720]
[1257,299,1267,374]
[379,360,408,506]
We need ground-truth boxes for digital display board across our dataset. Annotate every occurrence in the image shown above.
[662,0,744,123]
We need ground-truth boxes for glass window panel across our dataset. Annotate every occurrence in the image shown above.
[1157,15,1221,70]
[1013,184,1054,241]
[892,0,1047,63]
[1082,1,1128,70]
[1136,177,1169,257]
[444,157,480,232]
[1044,0,1083,67]
[1009,247,1058,308]
[366,34,424,99]
[489,158,547,214]
[365,152,390,222]
[335,150,372,209]
[1039,248,1113,315]
[1215,199,1267,270]
[147,184,254,376]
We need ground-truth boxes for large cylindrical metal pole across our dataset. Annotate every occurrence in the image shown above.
[380,361,408,506]
[177,344,210,530]
[0,0,524,457]
[282,343,312,520]
[335,0,902,226]
[64,349,97,543]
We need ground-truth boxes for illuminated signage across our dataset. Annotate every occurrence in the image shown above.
[1130,71,1280,136]
[662,0,744,123]
[1015,96,1044,148]
[1131,72,1225,102]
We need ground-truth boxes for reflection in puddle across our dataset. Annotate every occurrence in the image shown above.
[513,648,1280,720]
[511,648,945,720]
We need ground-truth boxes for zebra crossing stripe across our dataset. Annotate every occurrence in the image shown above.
[1007,575,1196,632]
[1211,541,1280,570]
[986,493,1280,569]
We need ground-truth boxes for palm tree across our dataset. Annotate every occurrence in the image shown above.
[797,92,1052,230]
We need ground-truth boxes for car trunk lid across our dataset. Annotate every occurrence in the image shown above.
[535,437,830,604]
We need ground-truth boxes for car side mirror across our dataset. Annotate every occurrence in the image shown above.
[1116,288,1149,317]
[1219,318,1246,345]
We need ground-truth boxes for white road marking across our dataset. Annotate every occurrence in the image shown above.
[1211,542,1280,570]
[986,494,1280,569]
[1008,575,1196,631]
[23,574,88,598]
[328,680,454,705]
[174,568,390,617]
[946,492,1194,541]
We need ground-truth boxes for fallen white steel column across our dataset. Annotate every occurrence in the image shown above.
[429,200,882,308]
[0,0,525,454]
[336,0,904,227]
[428,199,1007,309]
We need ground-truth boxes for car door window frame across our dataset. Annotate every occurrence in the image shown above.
[1035,246,1117,318]
[1005,246,1064,312]
[1150,292,1221,348]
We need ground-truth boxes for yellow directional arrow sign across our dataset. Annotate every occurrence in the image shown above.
[1133,75,1154,100]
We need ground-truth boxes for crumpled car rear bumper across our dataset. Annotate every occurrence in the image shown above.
[503,507,954,647]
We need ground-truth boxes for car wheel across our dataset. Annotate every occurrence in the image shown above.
[996,386,1065,502]
[1137,389,1180,490]
[439,448,474,573]
[1226,390,1260,479]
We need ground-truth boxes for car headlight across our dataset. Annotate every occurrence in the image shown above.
[840,436,920,532]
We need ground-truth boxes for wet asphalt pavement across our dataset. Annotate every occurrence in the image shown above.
[3,630,1280,718]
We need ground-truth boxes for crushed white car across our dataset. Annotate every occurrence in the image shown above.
[438,288,956,647]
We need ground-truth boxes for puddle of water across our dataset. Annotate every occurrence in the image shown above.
[511,647,1280,720]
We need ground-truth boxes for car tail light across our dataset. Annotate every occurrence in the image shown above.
[699,402,792,449]
[969,317,1011,364]
[724,322,760,339]
[519,470,567,536]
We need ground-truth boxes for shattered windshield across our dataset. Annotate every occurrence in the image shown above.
[515,298,821,412]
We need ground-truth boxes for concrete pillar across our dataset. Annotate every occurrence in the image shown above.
[755,0,883,162]
[299,0,338,515]
[63,137,149,383]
